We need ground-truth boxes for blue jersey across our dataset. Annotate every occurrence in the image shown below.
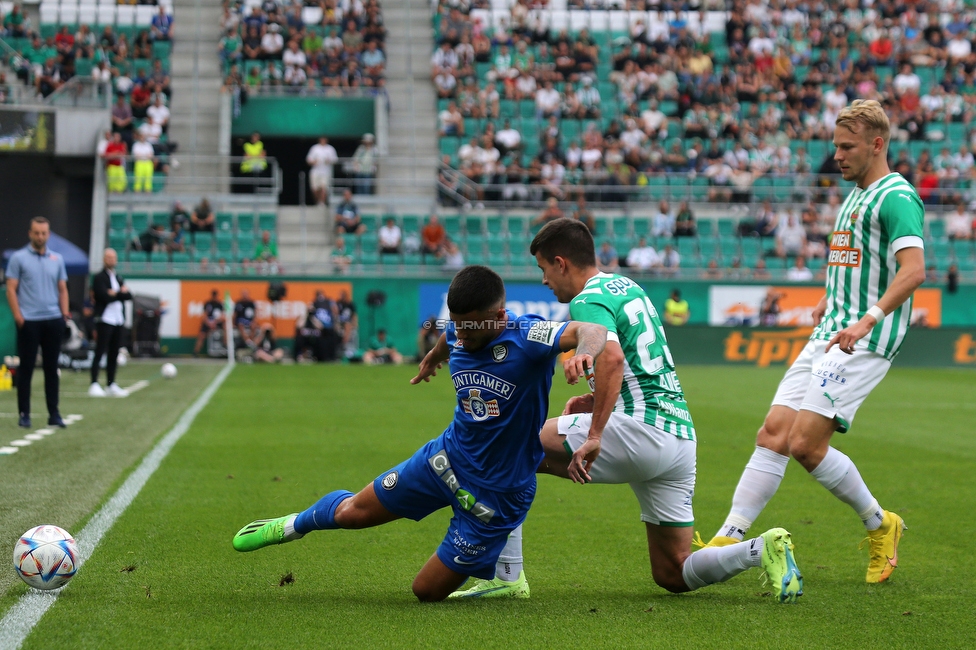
[443,311,568,492]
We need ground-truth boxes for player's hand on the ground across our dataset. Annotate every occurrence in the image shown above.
[826,318,874,355]
[410,352,443,384]
[568,438,600,484]
[562,393,594,415]
[562,353,593,385]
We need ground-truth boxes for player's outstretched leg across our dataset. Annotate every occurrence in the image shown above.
[698,407,793,549]
[448,524,530,599]
[233,485,400,552]
[681,528,803,603]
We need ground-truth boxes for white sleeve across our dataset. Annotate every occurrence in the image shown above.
[891,235,924,252]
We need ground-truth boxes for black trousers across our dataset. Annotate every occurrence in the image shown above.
[17,318,65,418]
[91,321,123,385]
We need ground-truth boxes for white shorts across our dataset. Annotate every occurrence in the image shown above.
[771,339,891,432]
[558,412,696,527]
[309,169,332,192]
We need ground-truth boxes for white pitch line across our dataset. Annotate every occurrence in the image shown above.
[33,429,54,435]
[0,362,234,650]
[124,380,150,394]
[9,440,31,447]
[23,434,43,442]
[0,447,17,455]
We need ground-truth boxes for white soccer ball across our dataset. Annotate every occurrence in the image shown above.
[161,363,178,379]
[13,525,79,591]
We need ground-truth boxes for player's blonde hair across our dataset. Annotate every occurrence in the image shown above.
[835,99,890,149]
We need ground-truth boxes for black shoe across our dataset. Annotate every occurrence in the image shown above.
[18,414,31,429]
[48,415,67,428]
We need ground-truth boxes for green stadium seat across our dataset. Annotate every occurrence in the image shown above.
[193,232,214,255]
[499,99,518,119]
[360,250,380,265]
[149,250,169,270]
[216,212,234,232]
[485,215,504,240]
[152,41,171,60]
[929,219,946,240]
[237,213,255,234]
[216,232,233,256]
[152,212,169,228]
[109,212,128,233]
[717,219,737,237]
[442,215,463,238]
[505,215,529,237]
[487,240,508,266]
[360,214,380,232]
[402,215,421,234]
[440,136,460,157]
[696,220,714,237]
[610,216,629,237]
[171,252,191,266]
[236,236,255,260]
[108,233,129,255]
[257,213,276,232]
[130,212,149,233]
[464,215,484,236]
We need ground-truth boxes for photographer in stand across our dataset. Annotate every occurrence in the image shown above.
[89,248,133,397]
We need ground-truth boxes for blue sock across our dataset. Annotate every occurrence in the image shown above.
[293,490,354,534]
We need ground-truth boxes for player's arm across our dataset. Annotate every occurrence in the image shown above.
[827,246,925,354]
[411,333,450,385]
[812,294,827,326]
[566,337,624,484]
[555,320,608,385]
[58,280,70,320]
[6,278,23,328]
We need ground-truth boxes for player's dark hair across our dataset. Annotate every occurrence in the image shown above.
[29,216,49,228]
[447,266,505,314]
[530,219,596,268]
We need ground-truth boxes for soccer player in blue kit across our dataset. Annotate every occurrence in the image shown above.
[232,265,609,601]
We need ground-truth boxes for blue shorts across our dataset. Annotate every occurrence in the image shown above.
[373,437,535,580]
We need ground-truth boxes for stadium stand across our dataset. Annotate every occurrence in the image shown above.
[416,0,976,277]
[1,0,175,189]
[219,0,386,92]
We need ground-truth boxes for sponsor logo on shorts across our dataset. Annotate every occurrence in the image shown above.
[568,416,581,430]
[822,392,837,407]
[381,471,398,490]
[815,359,849,387]
[453,555,477,566]
[491,344,508,362]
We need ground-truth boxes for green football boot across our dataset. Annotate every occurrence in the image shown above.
[448,571,530,599]
[233,514,299,552]
[760,527,803,603]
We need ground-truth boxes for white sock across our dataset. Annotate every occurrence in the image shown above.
[681,538,765,591]
[715,447,789,541]
[495,524,523,581]
[810,447,883,531]
[282,515,304,541]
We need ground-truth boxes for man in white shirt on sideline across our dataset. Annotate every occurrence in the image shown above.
[306,136,338,205]
[786,256,814,282]
[89,248,133,397]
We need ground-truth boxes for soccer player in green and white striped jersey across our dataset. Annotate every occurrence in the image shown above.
[451,220,803,603]
[701,100,926,585]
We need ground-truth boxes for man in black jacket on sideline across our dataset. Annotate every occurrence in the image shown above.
[89,248,133,397]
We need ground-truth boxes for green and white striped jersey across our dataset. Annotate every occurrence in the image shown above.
[570,273,695,441]
[813,172,925,359]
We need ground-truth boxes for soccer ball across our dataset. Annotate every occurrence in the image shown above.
[13,525,79,591]
[161,363,178,379]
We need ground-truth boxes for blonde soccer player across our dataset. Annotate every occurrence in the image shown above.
[699,100,926,584]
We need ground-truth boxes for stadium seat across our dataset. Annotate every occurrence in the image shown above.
[193,232,214,256]
[130,212,149,233]
[216,212,234,233]
[237,213,255,234]
[257,213,277,232]
[109,212,128,234]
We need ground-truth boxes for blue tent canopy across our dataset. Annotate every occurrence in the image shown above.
[3,232,90,276]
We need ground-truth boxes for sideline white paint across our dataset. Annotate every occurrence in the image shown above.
[0,362,234,650]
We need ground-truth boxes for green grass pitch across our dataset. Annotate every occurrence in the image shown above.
[2,363,976,648]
